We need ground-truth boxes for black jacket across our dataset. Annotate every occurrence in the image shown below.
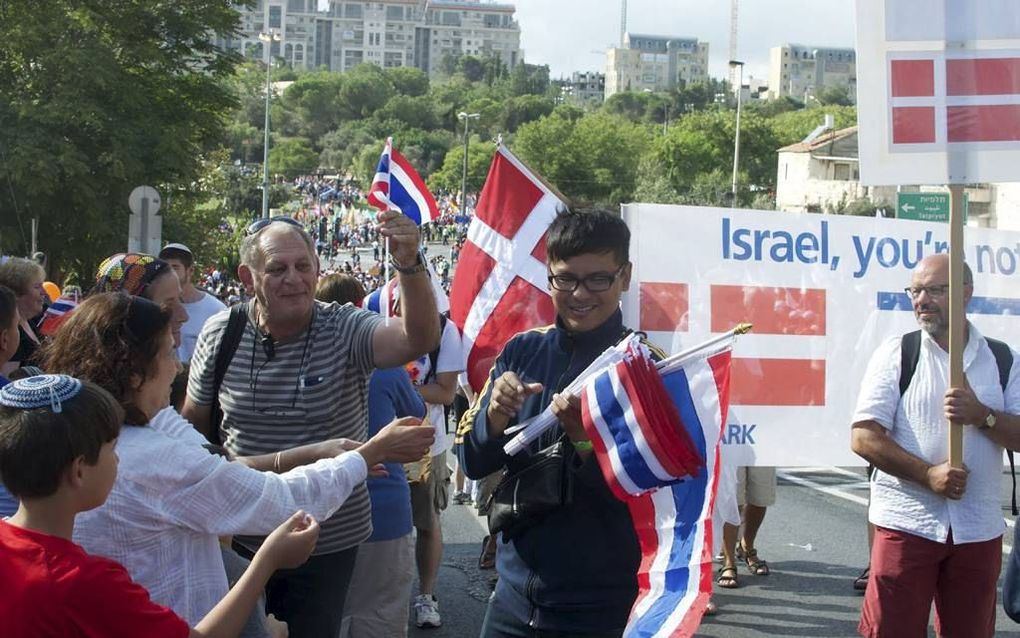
[461,310,658,633]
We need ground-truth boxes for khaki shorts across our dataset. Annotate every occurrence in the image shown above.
[736,466,777,508]
[410,452,450,531]
[340,534,414,638]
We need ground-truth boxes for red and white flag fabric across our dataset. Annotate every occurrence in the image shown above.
[38,290,81,337]
[449,145,563,392]
[581,344,733,638]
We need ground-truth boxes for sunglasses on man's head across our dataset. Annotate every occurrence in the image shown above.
[245,216,303,236]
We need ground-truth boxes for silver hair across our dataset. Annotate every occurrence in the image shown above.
[240,223,317,271]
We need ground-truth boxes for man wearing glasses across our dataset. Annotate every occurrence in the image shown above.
[460,208,662,637]
[851,254,1020,638]
[183,212,439,638]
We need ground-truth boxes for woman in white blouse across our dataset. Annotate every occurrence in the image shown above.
[40,293,433,625]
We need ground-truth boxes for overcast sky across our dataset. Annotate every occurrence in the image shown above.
[512,0,857,82]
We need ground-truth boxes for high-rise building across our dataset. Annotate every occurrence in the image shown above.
[559,71,606,105]
[605,33,709,98]
[768,44,856,103]
[215,0,520,75]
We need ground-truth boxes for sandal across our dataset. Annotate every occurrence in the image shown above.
[743,546,770,576]
[478,535,496,570]
[853,566,869,592]
[716,566,739,589]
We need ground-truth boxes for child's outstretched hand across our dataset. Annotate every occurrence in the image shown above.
[261,511,319,571]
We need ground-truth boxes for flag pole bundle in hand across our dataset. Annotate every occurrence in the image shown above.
[366,137,440,324]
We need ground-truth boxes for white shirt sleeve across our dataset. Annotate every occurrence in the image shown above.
[149,408,208,447]
[435,320,464,375]
[124,430,368,537]
[851,337,903,431]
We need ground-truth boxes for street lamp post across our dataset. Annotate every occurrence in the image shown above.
[457,111,480,213]
[259,30,281,220]
[729,60,745,202]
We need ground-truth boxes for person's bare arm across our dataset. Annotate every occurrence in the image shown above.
[181,398,214,441]
[851,420,968,499]
[189,511,318,638]
[945,386,1020,452]
[417,371,459,406]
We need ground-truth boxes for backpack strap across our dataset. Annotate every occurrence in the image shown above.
[207,301,249,445]
[425,314,448,385]
[987,337,1017,515]
[899,330,923,396]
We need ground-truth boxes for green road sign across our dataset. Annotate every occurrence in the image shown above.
[896,192,967,223]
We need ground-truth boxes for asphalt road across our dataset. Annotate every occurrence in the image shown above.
[410,466,1020,637]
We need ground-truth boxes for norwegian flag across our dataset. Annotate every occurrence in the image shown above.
[581,346,733,638]
[449,145,563,392]
[366,137,440,225]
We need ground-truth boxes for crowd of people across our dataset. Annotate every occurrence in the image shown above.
[1,200,1020,638]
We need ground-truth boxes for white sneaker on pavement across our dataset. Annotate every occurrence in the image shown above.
[414,594,442,628]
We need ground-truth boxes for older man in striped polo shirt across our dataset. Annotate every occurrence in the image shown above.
[183,212,438,638]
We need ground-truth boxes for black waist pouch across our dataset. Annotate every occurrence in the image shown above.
[487,438,574,542]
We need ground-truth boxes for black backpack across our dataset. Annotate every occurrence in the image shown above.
[898,330,1016,514]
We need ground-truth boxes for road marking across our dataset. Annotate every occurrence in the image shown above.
[777,467,1014,555]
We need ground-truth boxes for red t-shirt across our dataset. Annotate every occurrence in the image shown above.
[0,519,189,637]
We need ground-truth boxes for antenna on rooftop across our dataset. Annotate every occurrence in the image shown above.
[620,0,627,47]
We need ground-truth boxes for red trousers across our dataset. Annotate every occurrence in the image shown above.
[859,526,1001,638]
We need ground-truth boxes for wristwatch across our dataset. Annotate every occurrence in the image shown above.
[982,409,997,430]
[391,250,427,275]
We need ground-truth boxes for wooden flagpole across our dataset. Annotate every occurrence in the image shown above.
[947,183,966,468]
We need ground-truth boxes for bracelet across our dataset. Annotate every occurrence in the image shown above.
[273,451,283,473]
[390,251,427,275]
[572,440,594,452]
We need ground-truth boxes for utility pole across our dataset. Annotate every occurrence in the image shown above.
[259,30,281,220]
[457,112,480,213]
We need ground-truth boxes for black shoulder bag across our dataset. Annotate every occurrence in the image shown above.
[486,436,575,542]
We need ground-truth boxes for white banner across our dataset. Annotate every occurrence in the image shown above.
[856,0,1020,185]
[622,203,1020,466]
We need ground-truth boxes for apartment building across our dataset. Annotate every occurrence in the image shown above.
[605,33,709,98]
[216,0,520,75]
[767,44,857,103]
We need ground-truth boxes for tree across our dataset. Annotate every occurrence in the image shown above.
[513,112,651,204]
[652,109,780,204]
[428,136,495,195]
[0,0,243,278]
[386,67,430,97]
[770,105,857,146]
[507,62,551,97]
[277,71,345,142]
[816,85,854,107]
[337,64,395,120]
[501,95,556,133]
[269,138,319,176]
[375,95,440,132]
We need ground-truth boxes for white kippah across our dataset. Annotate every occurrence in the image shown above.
[0,375,83,414]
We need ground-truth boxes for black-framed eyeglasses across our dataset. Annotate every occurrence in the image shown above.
[246,216,303,236]
[904,285,951,299]
[548,265,626,293]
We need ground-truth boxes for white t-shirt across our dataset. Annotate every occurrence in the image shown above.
[178,292,226,363]
[405,320,464,455]
[852,324,1020,544]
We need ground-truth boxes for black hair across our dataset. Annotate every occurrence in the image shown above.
[546,207,630,266]
[0,285,16,331]
[0,381,123,499]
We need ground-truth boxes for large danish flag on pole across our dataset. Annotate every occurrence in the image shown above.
[449,145,564,392]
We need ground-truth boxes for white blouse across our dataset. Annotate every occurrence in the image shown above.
[74,413,367,624]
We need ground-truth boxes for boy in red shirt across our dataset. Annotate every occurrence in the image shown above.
[0,374,319,638]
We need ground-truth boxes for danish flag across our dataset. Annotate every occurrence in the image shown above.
[449,145,563,392]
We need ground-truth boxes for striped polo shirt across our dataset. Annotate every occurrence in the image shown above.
[187,300,382,555]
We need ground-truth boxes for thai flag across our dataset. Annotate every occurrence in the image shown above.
[366,137,440,225]
[581,348,732,638]
[38,293,81,337]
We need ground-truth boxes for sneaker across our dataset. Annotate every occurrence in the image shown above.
[414,594,441,628]
[453,491,470,505]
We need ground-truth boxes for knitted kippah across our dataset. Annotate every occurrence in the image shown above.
[0,375,83,414]
[94,253,171,297]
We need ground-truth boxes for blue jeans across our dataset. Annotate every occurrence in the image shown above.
[479,594,623,638]
[235,542,359,638]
